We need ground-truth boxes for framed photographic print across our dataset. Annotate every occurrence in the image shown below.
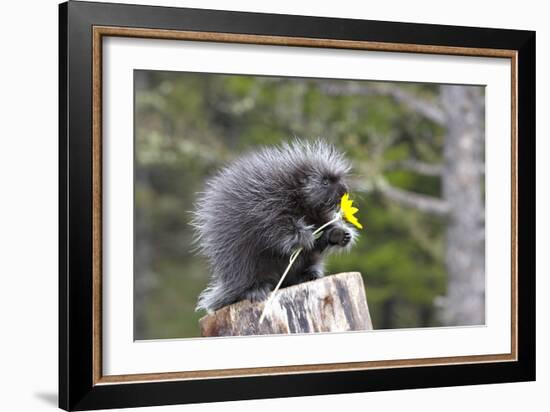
[59,1,535,410]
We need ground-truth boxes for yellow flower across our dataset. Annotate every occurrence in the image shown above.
[340,193,363,229]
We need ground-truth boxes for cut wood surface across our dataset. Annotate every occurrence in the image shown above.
[199,272,373,337]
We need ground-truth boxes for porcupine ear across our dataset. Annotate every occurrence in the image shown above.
[298,175,310,186]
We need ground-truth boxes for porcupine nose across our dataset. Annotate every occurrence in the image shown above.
[338,182,349,197]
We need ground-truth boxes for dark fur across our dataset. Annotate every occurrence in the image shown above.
[192,139,358,312]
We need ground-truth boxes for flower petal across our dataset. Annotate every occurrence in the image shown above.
[340,193,363,229]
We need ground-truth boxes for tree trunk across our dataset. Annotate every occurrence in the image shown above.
[439,85,485,325]
[199,272,373,337]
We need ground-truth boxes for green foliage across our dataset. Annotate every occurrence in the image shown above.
[134,70,447,339]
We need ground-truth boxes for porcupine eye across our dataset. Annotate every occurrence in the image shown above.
[321,177,330,186]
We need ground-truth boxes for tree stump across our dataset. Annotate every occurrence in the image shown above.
[199,272,373,337]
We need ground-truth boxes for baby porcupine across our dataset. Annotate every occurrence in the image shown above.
[192,139,358,313]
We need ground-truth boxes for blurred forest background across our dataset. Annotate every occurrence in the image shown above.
[134,70,485,340]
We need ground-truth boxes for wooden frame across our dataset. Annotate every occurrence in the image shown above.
[60,1,535,410]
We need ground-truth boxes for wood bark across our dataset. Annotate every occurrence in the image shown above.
[439,85,485,325]
[199,272,373,337]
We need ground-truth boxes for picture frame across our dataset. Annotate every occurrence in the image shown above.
[59,1,535,410]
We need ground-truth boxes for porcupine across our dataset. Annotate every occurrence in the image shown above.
[192,139,358,313]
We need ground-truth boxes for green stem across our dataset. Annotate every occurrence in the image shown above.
[259,213,342,323]
[259,246,303,323]
[312,215,341,236]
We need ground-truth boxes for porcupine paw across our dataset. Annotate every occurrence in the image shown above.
[341,231,352,246]
[328,227,352,247]
[301,268,323,282]
[243,284,273,303]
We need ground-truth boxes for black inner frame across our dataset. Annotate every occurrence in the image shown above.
[59,1,536,410]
